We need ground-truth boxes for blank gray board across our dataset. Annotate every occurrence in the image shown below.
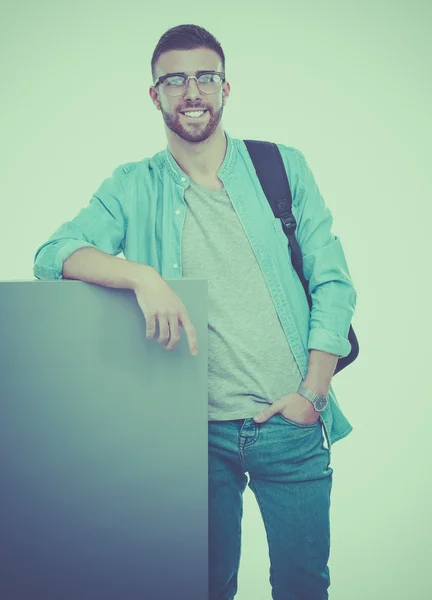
[0,279,208,600]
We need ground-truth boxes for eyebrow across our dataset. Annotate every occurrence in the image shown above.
[162,70,217,78]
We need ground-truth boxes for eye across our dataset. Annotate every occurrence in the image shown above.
[165,76,186,86]
[198,73,221,83]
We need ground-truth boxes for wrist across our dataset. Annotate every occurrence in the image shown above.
[302,378,329,397]
[128,263,157,291]
[297,381,328,412]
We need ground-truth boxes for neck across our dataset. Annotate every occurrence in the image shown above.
[166,127,227,181]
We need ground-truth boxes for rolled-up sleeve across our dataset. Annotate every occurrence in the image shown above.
[293,150,357,358]
[33,166,128,280]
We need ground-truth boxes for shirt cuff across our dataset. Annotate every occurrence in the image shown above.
[307,327,352,358]
[53,240,98,279]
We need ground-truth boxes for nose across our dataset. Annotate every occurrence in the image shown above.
[184,77,201,100]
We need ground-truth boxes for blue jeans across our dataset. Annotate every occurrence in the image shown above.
[208,415,333,600]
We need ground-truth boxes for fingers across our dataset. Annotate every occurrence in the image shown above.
[146,314,156,340]
[163,312,180,350]
[135,271,198,356]
[146,311,198,355]
[179,312,198,355]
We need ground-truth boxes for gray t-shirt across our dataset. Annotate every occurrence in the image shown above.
[181,179,303,421]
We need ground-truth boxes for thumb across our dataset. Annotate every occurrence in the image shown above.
[253,402,281,423]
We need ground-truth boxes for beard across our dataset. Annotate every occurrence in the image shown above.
[160,104,224,143]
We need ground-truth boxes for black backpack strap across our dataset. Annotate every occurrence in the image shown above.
[243,139,359,374]
[243,139,312,308]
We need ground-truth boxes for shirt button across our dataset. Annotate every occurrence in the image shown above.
[175,209,181,215]
[173,264,179,269]
[180,177,186,182]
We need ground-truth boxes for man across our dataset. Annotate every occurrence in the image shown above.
[33,24,357,600]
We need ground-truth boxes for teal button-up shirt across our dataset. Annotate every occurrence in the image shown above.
[33,131,357,447]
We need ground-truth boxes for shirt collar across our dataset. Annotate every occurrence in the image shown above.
[163,130,236,187]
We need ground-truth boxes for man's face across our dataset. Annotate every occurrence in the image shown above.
[150,47,230,144]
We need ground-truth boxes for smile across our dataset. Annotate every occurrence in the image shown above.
[181,110,208,119]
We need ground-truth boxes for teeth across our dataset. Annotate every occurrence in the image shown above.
[184,111,205,117]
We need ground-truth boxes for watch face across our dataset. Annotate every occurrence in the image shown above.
[316,396,327,411]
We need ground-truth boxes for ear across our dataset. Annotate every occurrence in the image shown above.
[222,83,230,106]
[149,86,159,105]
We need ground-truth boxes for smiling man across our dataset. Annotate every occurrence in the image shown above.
[33,23,357,600]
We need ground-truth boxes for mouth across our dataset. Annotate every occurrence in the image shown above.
[180,109,208,119]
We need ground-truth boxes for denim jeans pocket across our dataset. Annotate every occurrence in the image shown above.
[276,413,321,429]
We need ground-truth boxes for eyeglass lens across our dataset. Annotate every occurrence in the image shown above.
[162,74,222,96]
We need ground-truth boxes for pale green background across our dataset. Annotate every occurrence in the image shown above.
[1,0,431,598]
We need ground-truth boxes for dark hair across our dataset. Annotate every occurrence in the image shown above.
[151,24,225,83]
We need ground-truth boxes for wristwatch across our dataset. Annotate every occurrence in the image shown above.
[297,381,328,412]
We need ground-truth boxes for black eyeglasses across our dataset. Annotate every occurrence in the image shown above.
[153,71,226,96]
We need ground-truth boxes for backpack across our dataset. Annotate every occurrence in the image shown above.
[244,139,359,375]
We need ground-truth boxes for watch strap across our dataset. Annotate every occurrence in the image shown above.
[297,381,327,410]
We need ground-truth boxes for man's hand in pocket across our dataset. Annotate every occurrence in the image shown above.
[253,393,320,425]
